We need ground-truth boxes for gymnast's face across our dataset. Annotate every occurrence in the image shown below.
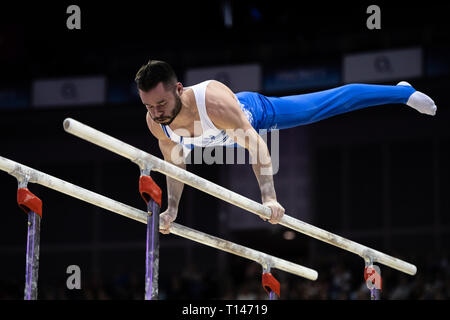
[140,82,182,125]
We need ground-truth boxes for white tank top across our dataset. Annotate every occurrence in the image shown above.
[160,80,239,154]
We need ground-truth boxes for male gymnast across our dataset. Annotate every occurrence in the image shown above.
[135,60,437,234]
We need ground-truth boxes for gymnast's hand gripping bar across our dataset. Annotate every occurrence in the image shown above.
[62,118,417,276]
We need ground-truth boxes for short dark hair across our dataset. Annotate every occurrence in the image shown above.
[135,60,177,92]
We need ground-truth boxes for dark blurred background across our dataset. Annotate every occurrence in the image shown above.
[0,1,449,300]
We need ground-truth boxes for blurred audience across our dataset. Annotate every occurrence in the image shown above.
[1,254,449,300]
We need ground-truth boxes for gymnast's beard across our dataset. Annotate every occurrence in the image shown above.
[155,95,182,126]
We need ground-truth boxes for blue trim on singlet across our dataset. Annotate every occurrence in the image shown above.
[160,124,198,150]
[161,125,171,139]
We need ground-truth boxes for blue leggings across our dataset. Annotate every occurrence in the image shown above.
[236,83,416,131]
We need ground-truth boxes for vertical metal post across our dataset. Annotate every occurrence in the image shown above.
[145,199,160,300]
[269,290,276,300]
[17,184,43,301]
[139,169,162,301]
[371,284,381,300]
[364,257,382,300]
[24,211,41,300]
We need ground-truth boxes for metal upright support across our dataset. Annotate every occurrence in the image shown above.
[145,198,160,300]
[17,182,43,300]
[25,210,41,300]
[261,265,280,300]
[364,256,382,300]
[139,170,162,300]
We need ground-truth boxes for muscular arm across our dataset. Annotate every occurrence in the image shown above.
[146,112,186,233]
[225,122,277,203]
[158,138,186,210]
[205,81,284,223]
